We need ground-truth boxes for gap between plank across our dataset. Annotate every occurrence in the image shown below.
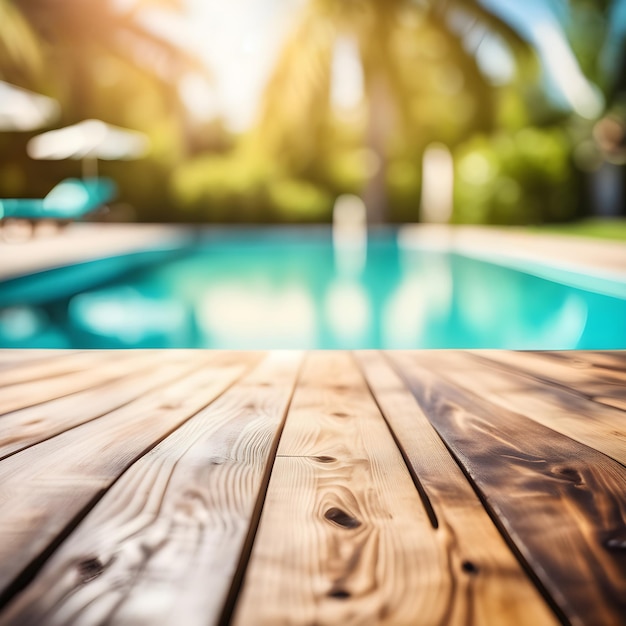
[468,351,622,413]
[217,354,306,626]
[0,351,90,387]
[384,351,573,626]
[0,360,204,463]
[351,351,439,530]
[0,353,154,415]
[0,355,261,613]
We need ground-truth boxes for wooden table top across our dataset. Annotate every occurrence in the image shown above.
[0,349,624,626]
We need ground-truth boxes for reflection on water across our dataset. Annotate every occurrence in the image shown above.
[68,287,191,348]
[333,194,367,278]
[325,279,371,347]
[198,284,316,349]
[0,232,623,349]
[383,250,453,348]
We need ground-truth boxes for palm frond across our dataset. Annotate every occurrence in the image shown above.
[254,8,335,168]
[0,0,44,82]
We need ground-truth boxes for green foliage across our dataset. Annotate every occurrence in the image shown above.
[386,158,421,221]
[529,217,626,240]
[171,149,334,222]
[268,178,333,220]
[1,0,623,225]
[453,128,576,225]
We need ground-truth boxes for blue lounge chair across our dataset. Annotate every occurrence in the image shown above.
[0,177,117,221]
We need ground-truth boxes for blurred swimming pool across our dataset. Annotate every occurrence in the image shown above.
[1,229,624,349]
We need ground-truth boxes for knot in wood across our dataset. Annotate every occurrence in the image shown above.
[554,466,582,485]
[461,560,479,575]
[77,557,104,583]
[605,535,626,551]
[328,588,351,600]
[324,507,361,529]
[314,456,336,464]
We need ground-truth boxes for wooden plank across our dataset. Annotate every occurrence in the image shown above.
[558,350,626,373]
[0,350,107,387]
[234,352,453,626]
[356,351,559,625]
[0,351,257,607]
[473,350,626,411]
[390,351,626,626]
[0,351,301,626]
[0,351,161,414]
[0,350,70,369]
[0,223,189,281]
[0,356,214,459]
[414,350,626,467]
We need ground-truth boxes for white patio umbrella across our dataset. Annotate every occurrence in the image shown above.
[0,80,60,131]
[27,119,150,178]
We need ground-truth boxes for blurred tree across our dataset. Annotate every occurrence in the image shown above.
[0,0,211,217]
[0,0,204,116]
[251,0,538,223]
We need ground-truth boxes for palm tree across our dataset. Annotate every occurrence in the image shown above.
[0,0,212,215]
[253,0,537,223]
[0,0,206,120]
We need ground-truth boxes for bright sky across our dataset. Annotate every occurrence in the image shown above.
[181,0,302,131]
[139,0,302,130]
[480,0,604,118]
[149,0,611,129]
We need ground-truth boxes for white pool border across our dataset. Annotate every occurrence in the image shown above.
[2,223,625,300]
[398,224,626,300]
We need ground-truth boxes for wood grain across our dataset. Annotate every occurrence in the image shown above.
[0,350,73,371]
[235,352,450,626]
[414,350,626,466]
[0,351,107,387]
[356,351,558,625]
[0,349,623,626]
[0,351,301,626]
[473,350,626,411]
[0,351,160,414]
[0,356,214,459]
[0,351,257,607]
[390,351,626,626]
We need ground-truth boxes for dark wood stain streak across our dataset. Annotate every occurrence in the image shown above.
[552,350,626,374]
[359,351,559,626]
[391,351,626,626]
[431,351,626,467]
[471,350,626,412]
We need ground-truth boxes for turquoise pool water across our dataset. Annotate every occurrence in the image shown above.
[1,229,624,349]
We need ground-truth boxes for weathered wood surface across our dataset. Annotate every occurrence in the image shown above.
[0,351,161,414]
[415,350,626,466]
[0,351,258,605]
[1,352,301,626]
[356,352,559,625]
[390,351,626,626]
[0,349,624,626]
[234,352,557,626]
[235,352,448,625]
[472,349,626,411]
[0,352,219,459]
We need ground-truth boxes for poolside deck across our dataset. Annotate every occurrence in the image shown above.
[0,349,624,626]
[2,222,626,282]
